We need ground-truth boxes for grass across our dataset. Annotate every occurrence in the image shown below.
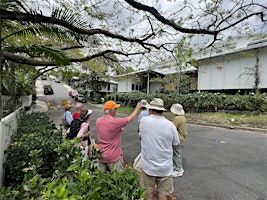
[116,106,267,129]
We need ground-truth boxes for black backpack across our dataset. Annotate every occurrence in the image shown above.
[66,119,83,140]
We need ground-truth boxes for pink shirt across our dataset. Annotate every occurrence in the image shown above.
[77,121,89,146]
[96,115,128,163]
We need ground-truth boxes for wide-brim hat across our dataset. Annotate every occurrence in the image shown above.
[104,100,121,111]
[64,104,73,110]
[80,109,93,120]
[170,103,185,115]
[146,98,166,111]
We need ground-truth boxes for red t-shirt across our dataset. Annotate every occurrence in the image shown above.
[73,111,80,120]
[96,115,128,163]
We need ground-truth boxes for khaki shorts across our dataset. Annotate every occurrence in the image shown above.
[98,156,124,172]
[140,170,174,195]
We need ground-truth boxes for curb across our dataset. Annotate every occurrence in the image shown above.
[187,122,266,134]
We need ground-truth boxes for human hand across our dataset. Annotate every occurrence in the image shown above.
[136,102,142,109]
[87,131,91,137]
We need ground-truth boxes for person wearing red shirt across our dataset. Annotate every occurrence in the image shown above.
[73,103,84,120]
[96,100,142,172]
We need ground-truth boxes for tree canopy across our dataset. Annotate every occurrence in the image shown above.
[0,0,266,69]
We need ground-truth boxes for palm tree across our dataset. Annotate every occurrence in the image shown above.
[0,0,92,118]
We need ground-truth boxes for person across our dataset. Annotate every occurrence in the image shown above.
[73,103,84,120]
[170,103,187,177]
[96,100,142,172]
[139,98,179,200]
[66,109,93,158]
[137,99,149,137]
[76,109,93,158]
[62,104,73,128]
[138,99,149,122]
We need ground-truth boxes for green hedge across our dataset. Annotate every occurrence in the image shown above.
[104,91,267,113]
[1,112,144,199]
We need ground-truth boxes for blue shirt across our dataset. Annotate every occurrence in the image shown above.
[138,109,149,122]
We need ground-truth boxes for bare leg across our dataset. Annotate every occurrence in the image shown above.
[157,193,168,200]
[145,192,154,200]
[87,144,91,157]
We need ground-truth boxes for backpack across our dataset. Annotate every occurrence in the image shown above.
[66,119,83,139]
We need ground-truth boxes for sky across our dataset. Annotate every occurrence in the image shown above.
[25,0,267,69]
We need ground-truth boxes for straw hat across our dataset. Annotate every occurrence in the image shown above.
[146,98,166,111]
[64,104,73,110]
[170,104,185,115]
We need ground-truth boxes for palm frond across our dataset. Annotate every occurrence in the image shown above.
[51,7,90,30]
[15,45,70,65]
[0,0,26,12]
[3,24,89,44]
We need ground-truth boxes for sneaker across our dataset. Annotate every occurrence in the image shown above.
[172,170,183,177]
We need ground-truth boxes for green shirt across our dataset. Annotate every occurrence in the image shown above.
[172,115,187,143]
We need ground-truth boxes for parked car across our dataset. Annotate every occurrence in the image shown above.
[75,94,87,103]
[43,85,54,95]
[69,90,78,98]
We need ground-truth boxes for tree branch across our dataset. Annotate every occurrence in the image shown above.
[0,8,158,50]
[1,49,148,66]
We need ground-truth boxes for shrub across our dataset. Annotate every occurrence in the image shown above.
[105,92,267,113]
[2,112,144,199]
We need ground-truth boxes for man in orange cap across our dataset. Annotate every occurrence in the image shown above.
[96,100,142,172]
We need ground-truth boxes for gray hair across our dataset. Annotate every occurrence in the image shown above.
[104,108,116,114]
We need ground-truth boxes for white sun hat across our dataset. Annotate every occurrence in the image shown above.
[146,98,166,111]
[170,103,185,115]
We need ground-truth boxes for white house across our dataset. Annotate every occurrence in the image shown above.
[116,69,164,94]
[195,37,267,93]
[98,79,118,95]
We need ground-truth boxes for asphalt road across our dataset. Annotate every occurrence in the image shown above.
[37,80,267,200]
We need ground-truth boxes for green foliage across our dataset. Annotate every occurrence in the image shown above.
[42,167,144,200]
[105,91,267,113]
[1,112,144,200]
[4,112,61,186]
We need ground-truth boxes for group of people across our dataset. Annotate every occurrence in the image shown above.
[62,98,187,200]
[63,103,93,157]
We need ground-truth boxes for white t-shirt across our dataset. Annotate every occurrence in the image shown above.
[140,114,179,176]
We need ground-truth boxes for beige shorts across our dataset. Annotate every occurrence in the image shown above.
[98,156,124,172]
[140,170,174,195]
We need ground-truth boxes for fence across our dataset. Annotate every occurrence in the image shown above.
[0,95,32,186]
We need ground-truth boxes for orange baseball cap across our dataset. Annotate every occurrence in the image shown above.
[103,100,121,110]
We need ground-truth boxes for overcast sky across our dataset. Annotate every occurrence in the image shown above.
[25,0,267,69]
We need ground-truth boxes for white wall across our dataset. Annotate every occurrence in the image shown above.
[259,48,267,88]
[0,95,32,186]
[99,83,118,93]
[0,108,22,186]
[117,79,132,92]
[198,47,267,90]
